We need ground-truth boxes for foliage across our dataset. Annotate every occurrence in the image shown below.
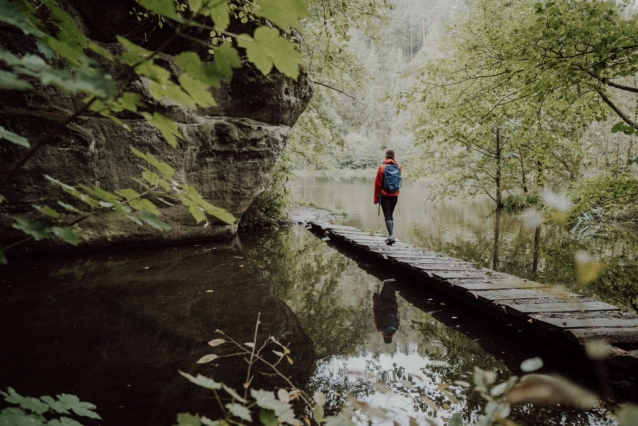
[0,387,100,425]
[285,0,391,170]
[570,174,638,220]
[240,152,293,229]
[503,193,543,211]
[0,0,310,258]
[400,0,607,207]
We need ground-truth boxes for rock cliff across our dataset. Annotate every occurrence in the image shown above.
[0,0,313,252]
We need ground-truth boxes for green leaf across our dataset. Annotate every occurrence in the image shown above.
[12,218,52,241]
[203,0,230,32]
[116,188,141,200]
[138,211,171,230]
[131,147,176,178]
[222,385,246,403]
[0,125,29,147]
[237,27,302,80]
[117,36,153,64]
[142,170,160,186]
[57,201,84,214]
[46,176,101,208]
[0,70,32,90]
[200,417,228,426]
[0,248,7,265]
[56,394,100,419]
[259,409,278,426]
[39,396,68,414]
[51,225,81,246]
[0,407,45,426]
[117,92,143,112]
[141,112,183,148]
[129,199,160,216]
[178,74,216,107]
[225,404,251,422]
[47,416,83,426]
[186,202,207,223]
[175,413,201,426]
[181,185,236,224]
[254,0,308,31]
[212,43,241,80]
[178,371,222,390]
[137,0,179,19]
[3,388,49,414]
[250,390,296,425]
[33,205,60,219]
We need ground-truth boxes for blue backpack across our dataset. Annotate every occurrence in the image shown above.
[382,163,402,193]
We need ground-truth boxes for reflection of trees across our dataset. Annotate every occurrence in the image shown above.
[409,208,638,313]
[590,265,638,312]
[308,308,613,425]
[242,227,371,358]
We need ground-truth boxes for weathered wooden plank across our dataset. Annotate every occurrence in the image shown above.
[456,281,543,291]
[332,231,385,238]
[414,264,477,272]
[410,259,469,265]
[468,289,555,301]
[432,271,491,280]
[317,224,359,231]
[566,327,638,344]
[369,249,424,256]
[383,254,440,259]
[356,241,410,247]
[505,302,621,315]
[533,317,638,329]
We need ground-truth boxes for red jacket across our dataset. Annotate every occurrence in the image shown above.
[374,159,402,204]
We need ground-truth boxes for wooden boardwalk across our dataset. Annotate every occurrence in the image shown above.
[309,221,638,371]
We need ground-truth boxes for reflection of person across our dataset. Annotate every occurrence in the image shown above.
[374,149,402,245]
[373,283,400,344]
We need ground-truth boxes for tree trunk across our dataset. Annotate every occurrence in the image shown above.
[492,208,502,270]
[496,128,504,209]
[518,147,528,193]
[532,225,541,275]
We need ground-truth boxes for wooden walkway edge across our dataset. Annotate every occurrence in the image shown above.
[309,221,638,374]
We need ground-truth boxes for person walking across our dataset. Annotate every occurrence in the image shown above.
[374,149,402,245]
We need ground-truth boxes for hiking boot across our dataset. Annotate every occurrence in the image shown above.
[385,236,395,245]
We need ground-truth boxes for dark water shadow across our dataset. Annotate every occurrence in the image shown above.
[0,239,315,425]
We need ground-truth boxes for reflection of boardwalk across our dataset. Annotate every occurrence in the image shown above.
[310,221,638,373]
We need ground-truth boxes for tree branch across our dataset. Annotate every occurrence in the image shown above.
[594,86,636,127]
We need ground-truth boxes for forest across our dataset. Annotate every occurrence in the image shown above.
[2,0,638,425]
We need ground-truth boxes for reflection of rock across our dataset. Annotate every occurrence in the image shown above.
[0,0,313,252]
[0,242,315,425]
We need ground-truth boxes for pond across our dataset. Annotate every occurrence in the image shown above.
[0,176,635,425]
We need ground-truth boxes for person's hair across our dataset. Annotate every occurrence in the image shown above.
[385,149,395,160]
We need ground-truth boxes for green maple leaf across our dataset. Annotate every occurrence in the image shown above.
[237,27,302,80]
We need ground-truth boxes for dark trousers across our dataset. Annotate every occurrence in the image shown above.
[380,196,398,221]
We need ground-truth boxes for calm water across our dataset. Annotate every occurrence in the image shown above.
[0,176,636,425]
[292,177,638,313]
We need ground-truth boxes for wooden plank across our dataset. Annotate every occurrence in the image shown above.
[369,249,424,256]
[534,317,638,329]
[410,259,468,265]
[332,231,384,238]
[431,271,491,280]
[505,302,621,316]
[456,281,543,291]
[468,289,555,301]
[566,327,638,344]
[414,264,477,272]
[384,254,440,259]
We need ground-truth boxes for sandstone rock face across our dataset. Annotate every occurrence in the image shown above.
[0,0,313,252]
